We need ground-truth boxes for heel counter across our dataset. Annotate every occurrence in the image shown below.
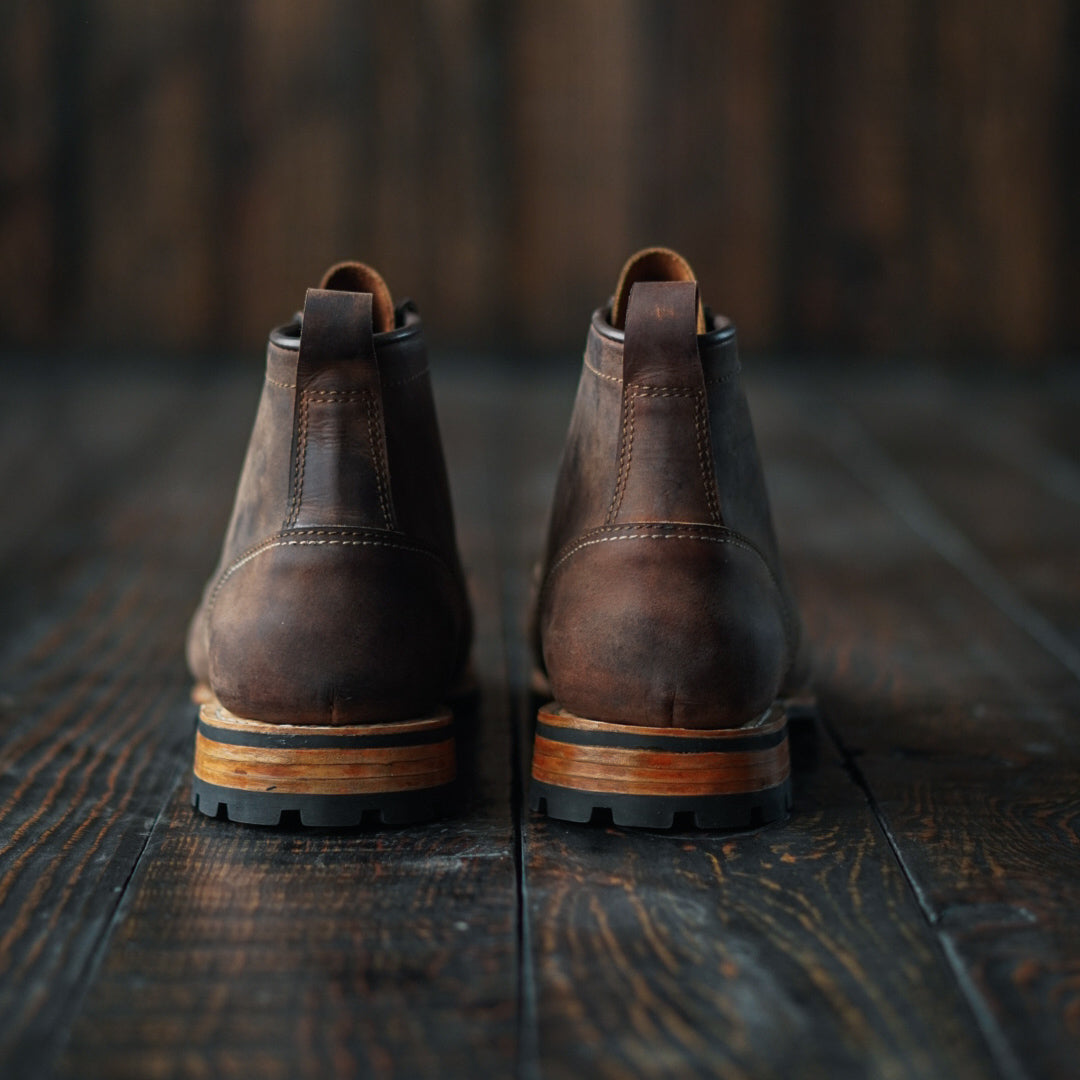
[541,525,790,729]
[206,530,468,724]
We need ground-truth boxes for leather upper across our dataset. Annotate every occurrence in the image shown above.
[187,269,471,725]
[534,255,804,729]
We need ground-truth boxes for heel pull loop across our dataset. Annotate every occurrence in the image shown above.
[285,288,394,531]
[297,288,377,392]
[608,280,720,526]
[622,280,704,390]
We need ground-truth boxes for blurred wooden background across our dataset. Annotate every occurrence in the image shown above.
[1,0,1076,360]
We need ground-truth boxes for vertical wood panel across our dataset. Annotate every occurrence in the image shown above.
[0,3,57,341]
[79,0,218,348]
[367,0,507,347]
[785,0,919,353]
[222,0,359,345]
[928,0,1067,358]
[508,0,643,350]
[0,0,1074,359]
[636,1,785,349]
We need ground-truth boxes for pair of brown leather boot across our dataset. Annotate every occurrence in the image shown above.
[187,248,807,830]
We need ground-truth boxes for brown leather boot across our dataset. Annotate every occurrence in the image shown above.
[529,247,806,829]
[187,262,471,826]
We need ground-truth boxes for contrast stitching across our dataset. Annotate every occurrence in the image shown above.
[542,523,796,656]
[606,391,636,523]
[367,393,395,529]
[694,389,722,524]
[583,352,743,387]
[304,388,368,401]
[584,353,621,384]
[284,390,309,527]
[206,530,450,618]
[546,525,766,577]
[266,369,430,394]
[627,383,697,398]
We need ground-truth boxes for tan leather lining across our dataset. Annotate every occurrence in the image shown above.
[610,247,707,333]
[319,260,396,333]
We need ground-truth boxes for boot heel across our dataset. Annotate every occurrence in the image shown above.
[529,703,790,830]
[192,701,456,826]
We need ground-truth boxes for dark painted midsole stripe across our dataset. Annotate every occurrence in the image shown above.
[535,721,787,754]
[197,718,453,750]
[193,777,455,806]
[531,779,792,803]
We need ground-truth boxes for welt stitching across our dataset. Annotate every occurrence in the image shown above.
[366,392,394,529]
[694,389,721,524]
[206,531,449,618]
[285,390,309,527]
[606,391,636,523]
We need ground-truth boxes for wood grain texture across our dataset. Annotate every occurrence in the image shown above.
[52,358,519,1080]
[833,368,1080,654]
[58,783,517,1080]
[3,1,1076,358]
[502,362,1001,1079]
[522,720,999,1080]
[0,367,255,1077]
[752,368,1080,1080]
[3,358,1080,1079]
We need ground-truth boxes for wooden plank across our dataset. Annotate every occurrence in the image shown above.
[503,363,999,1078]
[506,0,642,351]
[833,368,1080,653]
[366,2,509,348]
[521,723,1001,1080]
[0,3,56,344]
[218,0,361,347]
[925,0,1067,358]
[79,0,220,348]
[756,370,1080,1080]
[784,0,919,352]
[0,369,256,1077]
[638,1,786,349]
[55,360,520,1079]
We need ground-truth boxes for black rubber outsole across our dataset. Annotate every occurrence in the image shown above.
[191,778,456,828]
[529,778,793,831]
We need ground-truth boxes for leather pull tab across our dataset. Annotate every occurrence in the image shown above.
[296,288,377,389]
[622,280,704,389]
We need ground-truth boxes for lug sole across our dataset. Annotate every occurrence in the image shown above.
[529,702,791,830]
[192,701,456,827]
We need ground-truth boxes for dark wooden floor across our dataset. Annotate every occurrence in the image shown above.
[1,356,1078,1079]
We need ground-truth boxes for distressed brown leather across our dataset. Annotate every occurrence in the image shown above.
[186,262,470,725]
[534,248,804,729]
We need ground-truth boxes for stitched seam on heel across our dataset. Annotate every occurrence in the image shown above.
[366,393,395,530]
[285,390,310,528]
[606,393,636,523]
[206,528,452,619]
[693,390,722,525]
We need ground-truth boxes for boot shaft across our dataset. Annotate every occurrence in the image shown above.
[219,289,459,570]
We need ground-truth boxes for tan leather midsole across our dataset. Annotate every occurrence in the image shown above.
[194,702,455,795]
[531,703,789,796]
